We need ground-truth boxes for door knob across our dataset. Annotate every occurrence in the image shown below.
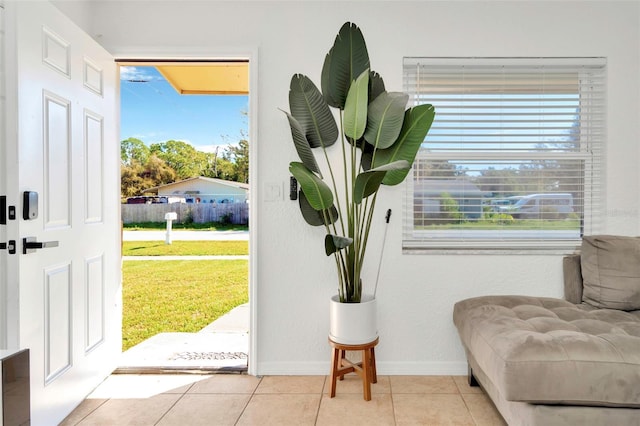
[23,237,59,254]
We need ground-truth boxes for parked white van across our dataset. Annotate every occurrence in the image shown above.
[498,193,574,219]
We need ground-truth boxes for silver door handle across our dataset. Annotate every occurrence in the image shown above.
[23,237,59,254]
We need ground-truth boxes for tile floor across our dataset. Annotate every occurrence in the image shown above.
[60,374,507,425]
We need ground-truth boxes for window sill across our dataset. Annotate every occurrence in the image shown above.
[402,240,581,255]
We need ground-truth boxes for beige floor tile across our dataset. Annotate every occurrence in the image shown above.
[323,374,391,395]
[316,393,394,426]
[236,394,321,426]
[87,374,205,398]
[255,375,325,394]
[390,375,459,394]
[462,393,507,426]
[188,374,261,394]
[393,393,475,426]
[157,394,250,426]
[59,399,107,425]
[76,394,181,425]
[453,375,483,394]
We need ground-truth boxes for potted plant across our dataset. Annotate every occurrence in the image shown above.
[282,22,435,344]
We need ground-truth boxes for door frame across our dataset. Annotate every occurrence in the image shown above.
[0,0,8,350]
[115,50,260,375]
[2,0,25,351]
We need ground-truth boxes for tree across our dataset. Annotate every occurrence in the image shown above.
[141,154,176,186]
[440,192,464,221]
[121,160,147,197]
[224,139,249,183]
[476,168,524,197]
[150,140,207,179]
[201,150,236,181]
[120,136,250,199]
[120,154,176,198]
[413,156,464,180]
[121,137,150,165]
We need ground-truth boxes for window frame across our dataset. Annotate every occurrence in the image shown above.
[402,57,606,254]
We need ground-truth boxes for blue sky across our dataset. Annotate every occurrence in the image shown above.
[120,66,248,153]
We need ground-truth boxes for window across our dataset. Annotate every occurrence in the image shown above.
[403,58,605,252]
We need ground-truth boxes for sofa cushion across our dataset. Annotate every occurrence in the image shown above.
[581,235,640,310]
[453,295,640,407]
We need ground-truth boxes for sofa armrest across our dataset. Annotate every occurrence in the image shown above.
[563,254,583,304]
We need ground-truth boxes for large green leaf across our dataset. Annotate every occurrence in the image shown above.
[282,111,321,177]
[364,92,408,149]
[360,141,374,171]
[289,162,333,211]
[298,190,338,226]
[289,74,338,148]
[369,70,385,103]
[325,234,353,256]
[375,104,435,186]
[321,22,370,109]
[353,160,409,204]
[344,69,369,140]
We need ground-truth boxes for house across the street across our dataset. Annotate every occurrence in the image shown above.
[144,176,249,204]
[414,179,490,221]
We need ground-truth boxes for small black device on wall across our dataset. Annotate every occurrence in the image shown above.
[290,177,298,201]
[22,191,38,221]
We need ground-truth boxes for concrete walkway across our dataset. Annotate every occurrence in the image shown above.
[117,303,249,373]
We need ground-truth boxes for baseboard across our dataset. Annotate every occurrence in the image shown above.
[376,361,468,376]
[255,361,468,376]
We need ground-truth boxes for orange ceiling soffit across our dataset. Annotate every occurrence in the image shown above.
[155,63,249,95]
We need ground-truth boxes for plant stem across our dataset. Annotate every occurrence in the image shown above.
[321,130,346,239]
[353,203,361,302]
[323,209,349,301]
[359,192,378,269]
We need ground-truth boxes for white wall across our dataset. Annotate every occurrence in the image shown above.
[62,0,640,375]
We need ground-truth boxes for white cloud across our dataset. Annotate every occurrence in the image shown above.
[120,66,162,82]
[198,144,229,154]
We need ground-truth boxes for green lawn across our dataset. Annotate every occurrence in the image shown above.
[416,219,580,230]
[122,260,248,351]
[123,240,248,256]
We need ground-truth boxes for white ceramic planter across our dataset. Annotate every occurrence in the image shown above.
[329,294,378,345]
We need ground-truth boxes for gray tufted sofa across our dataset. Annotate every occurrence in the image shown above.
[453,235,640,425]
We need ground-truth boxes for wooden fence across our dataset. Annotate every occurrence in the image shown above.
[121,203,249,225]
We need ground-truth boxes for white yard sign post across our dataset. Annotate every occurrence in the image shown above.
[165,212,178,244]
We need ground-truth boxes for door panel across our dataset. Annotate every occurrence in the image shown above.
[44,263,72,384]
[4,1,121,424]
[43,91,72,228]
[85,111,104,223]
[85,255,105,352]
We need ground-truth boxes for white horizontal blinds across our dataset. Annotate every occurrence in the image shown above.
[403,58,606,251]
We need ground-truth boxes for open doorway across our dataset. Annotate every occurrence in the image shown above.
[116,61,250,373]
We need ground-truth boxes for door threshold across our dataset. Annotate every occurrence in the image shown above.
[119,332,248,371]
[113,365,248,375]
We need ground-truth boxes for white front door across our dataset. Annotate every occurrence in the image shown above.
[3,1,121,424]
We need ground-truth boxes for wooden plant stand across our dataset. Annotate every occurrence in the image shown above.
[328,337,378,401]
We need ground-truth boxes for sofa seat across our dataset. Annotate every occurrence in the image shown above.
[453,295,640,408]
